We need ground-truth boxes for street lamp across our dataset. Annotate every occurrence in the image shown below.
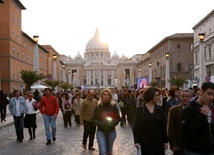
[165,52,170,89]
[198,33,206,87]
[69,69,71,84]
[132,72,134,85]
[52,53,57,80]
[126,74,129,86]
[149,62,152,83]
[33,35,39,72]
[62,64,66,82]
[138,68,141,78]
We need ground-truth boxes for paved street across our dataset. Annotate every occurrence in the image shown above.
[0,111,173,155]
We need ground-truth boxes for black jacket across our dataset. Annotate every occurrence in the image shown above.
[182,97,214,154]
[92,103,120,133]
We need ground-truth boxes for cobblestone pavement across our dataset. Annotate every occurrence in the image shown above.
[0,112,173,155]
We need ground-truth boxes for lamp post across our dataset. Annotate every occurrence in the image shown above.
[126,74,129,86]
[198,33,206,87]
[62,64,66,82]
[69,69,71,84]
[33,35,39,72]
[132,72,134,86]
[123,75,125,86]
[53,53,57,80]
[149,62,152,83]
[138,68,141,78]
[165,52,170,89]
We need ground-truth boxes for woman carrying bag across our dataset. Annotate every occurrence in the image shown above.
[62,93,72,128]
[24,91,37,140]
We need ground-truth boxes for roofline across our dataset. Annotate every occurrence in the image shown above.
[13,0,26,10]
[192,9,214,30]
[22,31,49,53]
[41,45,59,55]
[147,33,193,53]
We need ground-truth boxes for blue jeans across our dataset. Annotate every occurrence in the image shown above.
[96,129,116,155]
[43,114,56,141]
[13,114,24,140]
[185,150,214,155]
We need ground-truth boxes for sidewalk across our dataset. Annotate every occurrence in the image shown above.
[0,106,14,129]
[0,106,40,129]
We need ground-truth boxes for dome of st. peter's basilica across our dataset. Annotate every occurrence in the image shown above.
[85,28,109,52]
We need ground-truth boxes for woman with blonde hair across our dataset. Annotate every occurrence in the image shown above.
[92,88,120,155]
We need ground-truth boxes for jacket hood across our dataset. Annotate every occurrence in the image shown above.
[189,97,202,108]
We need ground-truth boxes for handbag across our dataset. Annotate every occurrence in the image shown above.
[32,101,39,111]
[64,100,71,110]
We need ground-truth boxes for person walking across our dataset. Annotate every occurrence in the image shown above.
[73,93,83,127]
[9,89,27,142]
[39,88,59,145]
[24,91,37,140]
[80,90,98,150]
[92,88,120,155]
[62,92,72,128]
[0,90,9,122]
[165,86,181,122]
[132,87,168,155]
[182,82,214,155]
[168,89,193,155]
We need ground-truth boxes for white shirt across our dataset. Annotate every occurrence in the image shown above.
[15,98,21,116]
[25,99,36,114]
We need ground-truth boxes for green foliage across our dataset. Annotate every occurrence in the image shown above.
[149,81,158,87]
[169,77,185,87]
[20,70,49,92]
[59,82,72,91]
[43,79,62,90]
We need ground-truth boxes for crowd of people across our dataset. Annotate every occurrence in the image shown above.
[1,81,214,155]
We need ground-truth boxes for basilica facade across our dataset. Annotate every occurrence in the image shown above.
[60,29,141,90]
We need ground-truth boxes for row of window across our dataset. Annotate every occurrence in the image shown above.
[12,48,32,63]
[12,14,20,26]
[12,72,20,81]
[195,44,213,64]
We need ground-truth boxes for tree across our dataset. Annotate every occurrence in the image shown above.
[169,77,185,87]
[149,81,159,87]
[20,70,49,92]
[43,79,62,91]
[59,82,73,91]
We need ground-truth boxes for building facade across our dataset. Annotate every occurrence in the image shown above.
[192,9,214,86]
[137,33,194,89]
[0,0,61,93]
[60,29,140,90]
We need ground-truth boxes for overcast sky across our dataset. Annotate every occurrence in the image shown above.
[20,0,214,58]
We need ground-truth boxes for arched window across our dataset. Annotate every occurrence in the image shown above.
[177,63,181,71]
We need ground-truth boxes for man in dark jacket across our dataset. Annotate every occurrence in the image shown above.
[182,82,214,155]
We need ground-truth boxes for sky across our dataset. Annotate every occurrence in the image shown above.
[20,0,214,58]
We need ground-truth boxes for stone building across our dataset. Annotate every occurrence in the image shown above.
[60,29,140,90]
[137,33,194,89]
[0,0,62,93]
[192,9,214,85]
